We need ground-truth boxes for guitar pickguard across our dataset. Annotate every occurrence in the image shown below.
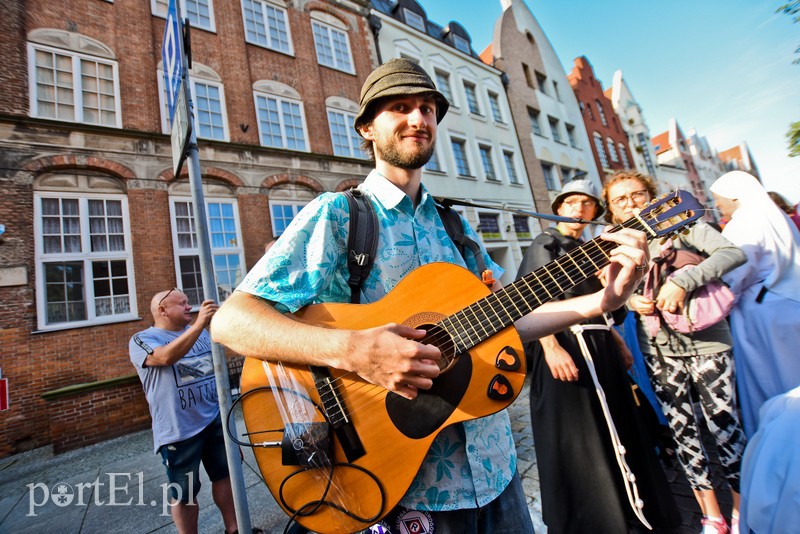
[385,353,472,439]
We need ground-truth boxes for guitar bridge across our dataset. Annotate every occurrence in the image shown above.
[280,422,333,467]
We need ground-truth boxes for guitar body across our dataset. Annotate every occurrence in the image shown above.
[240,262,526,534]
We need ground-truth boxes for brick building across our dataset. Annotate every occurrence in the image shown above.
[0,0,378,456]
[568,56,633,180]
[652,119,711,211]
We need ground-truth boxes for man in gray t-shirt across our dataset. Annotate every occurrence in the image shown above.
[130,289,242,534]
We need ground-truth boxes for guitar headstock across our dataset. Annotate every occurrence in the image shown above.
[637,190,704,238]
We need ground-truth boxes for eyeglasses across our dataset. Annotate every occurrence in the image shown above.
[158,288,179,307]
[610,189,648,208]
[561,198,597,209]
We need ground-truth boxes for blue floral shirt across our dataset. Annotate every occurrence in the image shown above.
[237,171,517,510]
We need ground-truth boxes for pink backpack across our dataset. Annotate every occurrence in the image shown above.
[643,240,735,337]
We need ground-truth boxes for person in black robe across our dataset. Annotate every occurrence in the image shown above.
[517,178,680,533]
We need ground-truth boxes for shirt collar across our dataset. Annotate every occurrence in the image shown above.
[362,170,434,213]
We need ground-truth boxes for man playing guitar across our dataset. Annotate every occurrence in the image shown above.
[211,58,650,533]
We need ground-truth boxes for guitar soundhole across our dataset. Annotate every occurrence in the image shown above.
[419,323,457,373]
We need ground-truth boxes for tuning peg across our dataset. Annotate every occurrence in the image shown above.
[659,237,669,245]
[682,228,690,235]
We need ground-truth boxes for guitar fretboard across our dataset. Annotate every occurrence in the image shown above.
[440,217,645,352]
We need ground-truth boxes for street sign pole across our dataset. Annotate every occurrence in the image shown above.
[163,0,252,531]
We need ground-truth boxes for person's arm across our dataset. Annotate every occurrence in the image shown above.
[144,300,218,367]
[514,227,649,342]
[211,291,442,401]
[655,222,746,313]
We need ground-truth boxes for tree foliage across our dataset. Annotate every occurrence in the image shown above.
[777,1,800,64]
[788,121,800,158]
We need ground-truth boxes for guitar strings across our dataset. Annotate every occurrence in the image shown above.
[313,207,674,422]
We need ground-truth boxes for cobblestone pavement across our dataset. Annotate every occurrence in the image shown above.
[1,382,728,533]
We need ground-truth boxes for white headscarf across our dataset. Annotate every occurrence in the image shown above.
[709,171,800,302]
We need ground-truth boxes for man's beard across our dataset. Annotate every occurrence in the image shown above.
[374,133,435,170]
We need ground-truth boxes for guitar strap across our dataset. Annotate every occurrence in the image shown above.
[343,189,485,304]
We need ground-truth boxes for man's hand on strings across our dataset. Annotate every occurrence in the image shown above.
[346,324,442,400]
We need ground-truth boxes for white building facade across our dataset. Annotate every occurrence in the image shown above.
[370,0,538,283]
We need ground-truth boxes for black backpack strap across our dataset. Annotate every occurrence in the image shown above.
[435,202,488,275]
[343,189,378,304]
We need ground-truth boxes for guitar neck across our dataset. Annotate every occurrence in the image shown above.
[442,217,648,352]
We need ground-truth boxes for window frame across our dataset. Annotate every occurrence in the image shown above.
[542,163,560,191]
[28,43,122,128]
[478,143,498,182]
[254,90,309,151]
[151,0,216,33]
[502,150,520,184]
[487,91,505,124]
[311,18,355,74]
[450,136,472,177]
[529,108,543,136]
[168,197,246,306]
[619,143,630,168]
[269,200,307,237]
[241,0,293,55]
[594,133,609,168]
[327,108,366,159]
[463,81,481,115]
[33,191,137,331]
[548,116,562,143]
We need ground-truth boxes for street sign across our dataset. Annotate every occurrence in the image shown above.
[171,80,192,177]
[162,0,184,127]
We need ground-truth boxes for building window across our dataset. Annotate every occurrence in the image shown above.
[535,71,547,94]
[566,124,578,148]
[503,150,519,184]
[463,82,480,114]
[594,133,609,168]
[403,8,426,32]
[477,213,501,240]
[560,166,572,183]
[513,215,531,239]
[548,116,562,143]
[29,43,120,127]
[434,69,453,103]
[488,92,504,123]
[152,0,215,32]
[585,101,594,120]
[327,109,365,158]
[479,144,497,181]
[193,80,228,141]
[522,63,534,88]
[451,138,471,176]
[170,199,244,305]
[34,193,135,329]
[637,132,657,176]
[529,108,543,136]
[425,147,443,172]
[619,144,630,168]
[311,19,354,73]
[542,163,559,191]
[453,34,471,55]
[607,138,619,162]
[255,93,307,150]
[270,201,306,236]
[553,80,561,101]
[596,100,608,126]
[242,0,291,53]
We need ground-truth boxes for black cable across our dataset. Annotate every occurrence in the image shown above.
[226,384,387,532]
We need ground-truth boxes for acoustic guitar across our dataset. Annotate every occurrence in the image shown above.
[238,190,702,534]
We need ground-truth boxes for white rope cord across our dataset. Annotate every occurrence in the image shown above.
[569,323,653,531]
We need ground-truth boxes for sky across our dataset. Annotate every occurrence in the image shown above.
[422,0,800,204]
